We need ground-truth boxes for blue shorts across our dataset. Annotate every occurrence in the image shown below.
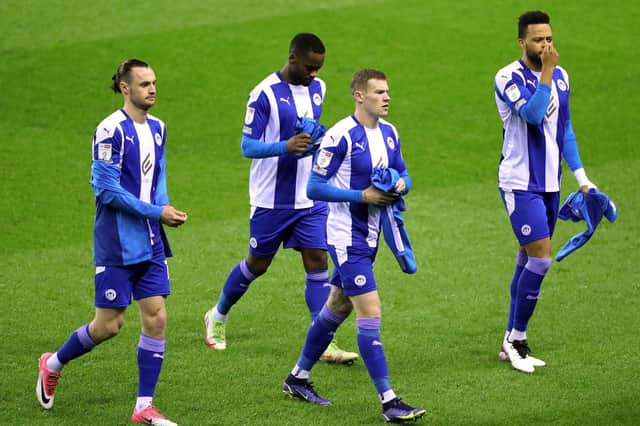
[500,189,560,245]
[94,244,170,308]
[248,203,328,257]
[328,245,378,296]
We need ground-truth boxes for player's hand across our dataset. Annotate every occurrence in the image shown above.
[394,178,406,195]
[579,183,598,193]
[161,205,188,227]
[286,133,312,154]
[362,186,399,206]
[541,44,559,68]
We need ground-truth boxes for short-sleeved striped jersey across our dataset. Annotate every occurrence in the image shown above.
[242,71,326,209]
[494,59,571,192]
[92,109,168,265]
[311,115,407,258]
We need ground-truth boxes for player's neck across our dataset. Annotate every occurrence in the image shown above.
[522,55,542,72]
[280,66,293,85]
[123,104,148,124]
[354,110,379,129]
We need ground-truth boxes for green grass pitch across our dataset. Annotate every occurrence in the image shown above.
[1,0,639,424]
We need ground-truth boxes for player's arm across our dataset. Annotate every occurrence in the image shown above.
[240,91,311,158]
[307,173,363,203]
[91,160,163,220]
[563,119,596,191]
[155,132,169,206]
[153,135,187,226]
[308,174,397,206]
[389,138,412,195]
[518,84,551,124]
[91,127,183,224]
[307,138,397,206]
[496,71,550,125]
[395,170,412,195]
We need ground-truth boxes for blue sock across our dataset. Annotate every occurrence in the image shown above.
[507,251,528,333]
[513,257,552,332]
[296,306,346,371]
[137,334,165,397]
[305,270,330,320]
[357,318,391,396]
[56,324,97,364]
[216,259,256,315]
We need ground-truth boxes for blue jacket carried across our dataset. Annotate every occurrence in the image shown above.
[555,189,617,261]
[371,167,417,274]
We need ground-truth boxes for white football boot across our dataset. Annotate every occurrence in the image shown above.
[499,338,546,367]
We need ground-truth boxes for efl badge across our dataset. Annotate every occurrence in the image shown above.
[245,107,255,124]
[98,143,112,161]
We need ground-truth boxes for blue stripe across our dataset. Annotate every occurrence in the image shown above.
[526,124,547,191]
[309,80,323,119]
[272,83,299,207]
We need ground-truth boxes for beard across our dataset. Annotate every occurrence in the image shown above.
[133,98,154,111]
[526,48,542,68]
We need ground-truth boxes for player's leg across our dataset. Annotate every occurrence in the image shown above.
[283,286,352,405]
[300,248,359,364]
[37,265,132,409]
[500,190,554,372]
[293,204,358,364]
[205,207,281,350]
[498,249,528,361]
[131,255,176,426]
[301,248,330,320]
[350,286,425,422]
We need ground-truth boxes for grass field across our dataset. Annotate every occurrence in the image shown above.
[1,0,639,424]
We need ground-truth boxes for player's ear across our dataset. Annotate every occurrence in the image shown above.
[288,53,297,65]
[353,89,364,103]
[518,38,526,50]
[119,81,128,95]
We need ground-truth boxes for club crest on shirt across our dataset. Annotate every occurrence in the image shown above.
[98,143,112,162]
[313,93,322,106]
[556,79,567,92]
[245,107,255,125]
[155,133,162,146]
[386,137,395,150]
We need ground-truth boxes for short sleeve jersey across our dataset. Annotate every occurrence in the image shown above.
[242,72,326,209]
[494,59,571,192]
[311,115,407,253]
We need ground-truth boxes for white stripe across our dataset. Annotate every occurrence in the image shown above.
[504,190,515,216]
[134,122,155,203]
[385,205,404,251]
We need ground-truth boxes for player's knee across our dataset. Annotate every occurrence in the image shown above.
[302,249,328,271]
[525,257,552,276]
[327,291,353,316]
[246,256,271,276]
[93,316,124,341]
[144,307,167,334]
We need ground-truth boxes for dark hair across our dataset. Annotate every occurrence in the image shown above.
[518,11,550,38]
[289,33,325,56]
[350,68,387,94]
[111,59,149,93]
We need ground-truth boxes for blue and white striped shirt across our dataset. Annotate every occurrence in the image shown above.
[494,59,571,192]
[242,71,326,209]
